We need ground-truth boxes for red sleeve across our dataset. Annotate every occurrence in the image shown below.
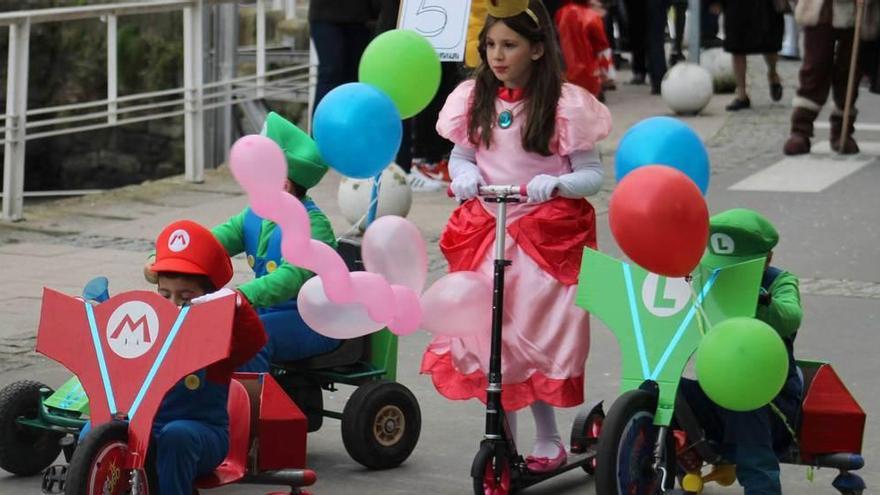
[226,294,268,369]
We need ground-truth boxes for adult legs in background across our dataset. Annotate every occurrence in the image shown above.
[623,0,647,83]
[310,22,371,111]
[765,52,783,102]
[645,0,670,93]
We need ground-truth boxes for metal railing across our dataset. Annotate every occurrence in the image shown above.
[0,0,310,221]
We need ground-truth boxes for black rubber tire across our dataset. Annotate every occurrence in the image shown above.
[341,380,421,470]
[64,421,157,495]
[570,407,604,474]
[471,443,511,495]
[595,389,674,495]
[0,380,64,475]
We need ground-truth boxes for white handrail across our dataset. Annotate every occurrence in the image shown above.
[0,0,308,221]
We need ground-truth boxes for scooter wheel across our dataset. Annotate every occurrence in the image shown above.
[570,406,604,474]
[64,421,156,495]
[471,443,511,495]
[595,389,675,495]
[0,380,64,476]
[341,380,421,470]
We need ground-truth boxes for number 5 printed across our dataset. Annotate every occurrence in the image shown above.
[401,0,470,50]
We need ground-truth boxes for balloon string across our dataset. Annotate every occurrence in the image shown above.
[688,277,712,336]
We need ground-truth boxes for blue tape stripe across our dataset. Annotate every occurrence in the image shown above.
[128,305,190,420]
[649,270,720,380]
[58,381,83,410]
[622,264,651,379]
[84,302,118,415]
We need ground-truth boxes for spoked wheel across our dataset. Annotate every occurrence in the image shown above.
[341,380,421,470]
[0,380,64,475]
[595,389,674,495]
[64,421,155,495]
[471,443,512,495]
[570,402,604,474]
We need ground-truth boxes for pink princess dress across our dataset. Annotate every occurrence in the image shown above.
[420,80,612,411]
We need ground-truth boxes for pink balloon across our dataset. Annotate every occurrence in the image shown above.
[298,277,384,339]
[387,285,422,336]
[419,272,492,337]
[229,135,287,200]
[362,216,428,293]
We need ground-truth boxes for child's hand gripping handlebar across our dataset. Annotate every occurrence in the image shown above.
[446,184,529,199]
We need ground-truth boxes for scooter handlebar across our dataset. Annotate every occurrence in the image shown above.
[446,184,528,198]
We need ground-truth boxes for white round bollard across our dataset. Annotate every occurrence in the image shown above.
[700,48,736,93]
[661,63,714,115]
[338,162,412,231]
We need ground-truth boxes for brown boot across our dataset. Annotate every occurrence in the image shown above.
[783,107,819,156]
[830,113,860,154]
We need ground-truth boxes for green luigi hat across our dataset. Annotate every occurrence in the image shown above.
[261,112,329,189]
[701,208,779,269]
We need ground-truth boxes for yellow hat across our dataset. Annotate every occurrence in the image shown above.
[487,0,539,25]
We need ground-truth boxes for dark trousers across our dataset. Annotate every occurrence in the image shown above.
[624,0,669,87]
[398,63,463,171]
[310,21,372,111]
[680,379,796,495]
[796,22,860,112]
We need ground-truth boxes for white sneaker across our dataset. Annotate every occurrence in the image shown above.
[407,167,445,193]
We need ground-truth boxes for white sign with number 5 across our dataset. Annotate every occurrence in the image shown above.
[398,0,473,61]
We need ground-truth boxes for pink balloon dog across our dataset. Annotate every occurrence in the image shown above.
[228,135,421,336]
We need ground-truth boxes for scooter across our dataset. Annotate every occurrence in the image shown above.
[461,185,604,495]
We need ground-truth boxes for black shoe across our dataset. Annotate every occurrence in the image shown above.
[669,52,685,66]
[725,97,751,111]
[651,85,661,95]
[770,82,783,102]
[628,73,646,85]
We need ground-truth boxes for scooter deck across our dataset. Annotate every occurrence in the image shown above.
[512,450,598,489]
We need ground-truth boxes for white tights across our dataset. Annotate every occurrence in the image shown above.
[505,401,563,458]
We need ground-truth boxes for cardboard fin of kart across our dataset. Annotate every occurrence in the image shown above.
[575,248,763,425]
[36,288,235,453]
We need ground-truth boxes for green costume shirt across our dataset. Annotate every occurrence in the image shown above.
[756,269,802,339]
[211,197,337,309]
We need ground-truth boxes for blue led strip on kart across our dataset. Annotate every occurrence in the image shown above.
[128,305,190,421]
[649,270,719,381]
[622,264,651,379]
[84,302,119,415]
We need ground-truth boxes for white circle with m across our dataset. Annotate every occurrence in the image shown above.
[106,302,160,359]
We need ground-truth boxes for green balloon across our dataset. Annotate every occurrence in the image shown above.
[359,29,441,119]
[695,317,788,412]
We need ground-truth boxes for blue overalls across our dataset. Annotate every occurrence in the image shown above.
[238,205,341,372]
[79,370,230,495]
[680,267,802,495]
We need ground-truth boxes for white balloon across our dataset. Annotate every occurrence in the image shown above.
[338,163,412,231]
[661,63,714,115]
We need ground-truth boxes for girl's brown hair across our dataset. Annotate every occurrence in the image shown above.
[468,0,563,156]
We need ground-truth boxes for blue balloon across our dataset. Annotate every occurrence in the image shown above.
[313,83,402,179]
[614,116,710,194]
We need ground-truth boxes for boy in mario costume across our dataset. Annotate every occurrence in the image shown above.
[211,112,339,371]
[84,219,267,495]
[679,208,803,495]
[145,112,339,372]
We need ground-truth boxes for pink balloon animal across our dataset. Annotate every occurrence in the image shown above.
[228,135,421,336]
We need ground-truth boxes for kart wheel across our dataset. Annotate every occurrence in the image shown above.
[64,421,156,495]
[341,380,421,470]
[0,380,64,475]
[570,404,604,474]
[471,443,511,495]
[595,389,674,495]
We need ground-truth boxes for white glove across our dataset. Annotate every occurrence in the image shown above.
[450,171,484,201]
[191,287,241,307]
[526,174,560,203]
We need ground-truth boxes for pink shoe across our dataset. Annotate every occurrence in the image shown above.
[525,443,567,473]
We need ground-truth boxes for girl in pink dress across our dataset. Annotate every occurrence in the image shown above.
[420,0,612,473]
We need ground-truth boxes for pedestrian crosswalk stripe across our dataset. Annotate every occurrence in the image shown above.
[811,140,880,155]
[815,122,880,133]
[729,143,874,192]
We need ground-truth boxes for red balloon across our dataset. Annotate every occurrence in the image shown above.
[609,165,709,277]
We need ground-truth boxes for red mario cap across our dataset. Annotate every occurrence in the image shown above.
[150,220,233,290]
